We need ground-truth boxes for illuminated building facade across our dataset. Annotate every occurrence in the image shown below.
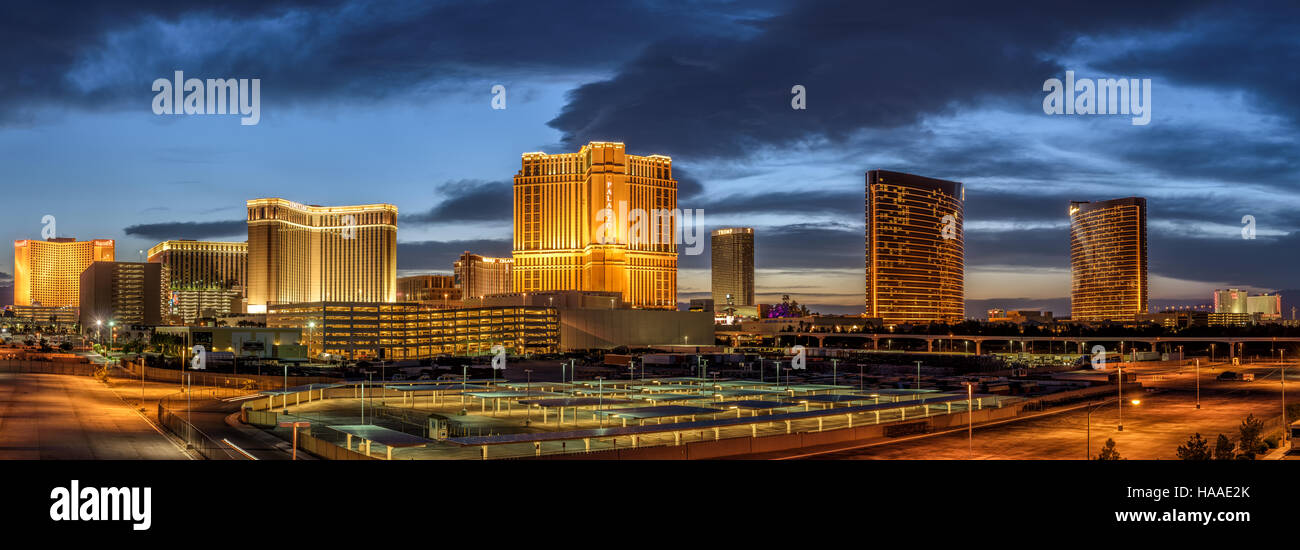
[512,142,677,309]
[397,274,461,306]
[245,198,397,312]
[711,227,755,316]
[79,261,162,329]
[148,240,247,324]
[865,170,965,325]
[266,302,558,359]
[1213,289,1281,321]
[5,305,79,327]
[454,252,513,299]
[1069,197,1147,321]
[13,238,115,308]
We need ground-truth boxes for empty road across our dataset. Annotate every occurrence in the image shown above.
[0,372,190,459]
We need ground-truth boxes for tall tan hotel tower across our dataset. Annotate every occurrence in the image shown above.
[865,170,965,325]
[245,198,397,312]
[512,142,677,309]
[1069,197,1147,321]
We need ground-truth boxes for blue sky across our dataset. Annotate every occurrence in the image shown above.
[1,0,1298,315]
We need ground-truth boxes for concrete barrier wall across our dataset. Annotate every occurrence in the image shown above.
[0,360,98,376]
[297,431,377,460]
[538,401,1030,460]
[246,409,279,428]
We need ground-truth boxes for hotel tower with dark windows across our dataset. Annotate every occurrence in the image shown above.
[147,240,246,324]
[245,198,398,313]
[1069,197,1148,321]
[710,227,755,316]
[512,141,677,309]
[865,170,965,325]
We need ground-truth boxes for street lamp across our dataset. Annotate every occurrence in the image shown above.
[1086,398,1141,459]
[282,363,289,413]
[1195,358,1201,409]
[964,381,975,459]
[595,376,605,426]
[524,369,533,426]
[1118,358,1125,431]
[1282,362,1289,449]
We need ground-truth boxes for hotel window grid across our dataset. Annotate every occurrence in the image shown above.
[865,171,965,325]
[512,142,677,309]
[1069,198,1147,321]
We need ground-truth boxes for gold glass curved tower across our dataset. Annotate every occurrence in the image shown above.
[1069,197,1147,321]
[246,198,397,312]
[512,141,677,309]
[865,170,965,325]
[13,238,116,308]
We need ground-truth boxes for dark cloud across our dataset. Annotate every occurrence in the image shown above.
[1095,125,1300,190]
[696,188,856,218]
[1095,1,1300,127]
[397,238,511,271]
[693,223,863,270]
[547,0,1219,159]
[1150,231,1300,289]
[673,166,705,200]
[123,219,244,240]
[0,0,765,124]
[404,180,511,225]
[966,226,1069,269]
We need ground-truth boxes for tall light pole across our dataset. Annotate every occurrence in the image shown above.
[282,363,289,413]
[596,376,605,426]
[1282,363,1288,449]
[964,381,974,459]
[913,361,923,395]
[524,369,533,426]
[1195,358,1201,410]
[831,358,838,387]
[1117,359,1125,431]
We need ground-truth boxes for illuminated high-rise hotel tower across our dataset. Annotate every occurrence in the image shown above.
[245,198,398,312]
[1070,197,1147,321]
[512,142,677,309]
[13,238,115,308]
[865,170,965,325]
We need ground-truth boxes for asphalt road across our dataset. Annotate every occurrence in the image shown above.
[0,372,190,460]
[786,360,1293,460]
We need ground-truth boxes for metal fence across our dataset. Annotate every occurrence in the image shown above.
[157,394,247,460]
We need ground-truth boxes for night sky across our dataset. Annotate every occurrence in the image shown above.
[2,0,1297,315]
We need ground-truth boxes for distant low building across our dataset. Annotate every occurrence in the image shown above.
[1213,289,1281,321]
[397,274,461,307]
[154,326,305,360]
[1136,310,1208,329]
[1208,312,1260,327]
[989,310,1054,325]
